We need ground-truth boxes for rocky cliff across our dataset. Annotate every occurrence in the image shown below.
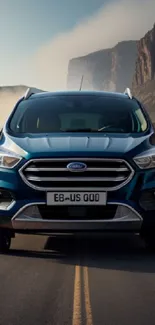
[132,24,155,88]
[67,41,137,92]
[132,24,155,120]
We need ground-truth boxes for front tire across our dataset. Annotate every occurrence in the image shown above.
[0,232,11,253]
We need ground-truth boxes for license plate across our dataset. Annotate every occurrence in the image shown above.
[46,192,107,206]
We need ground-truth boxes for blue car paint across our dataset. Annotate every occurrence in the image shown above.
[0,90,155,228]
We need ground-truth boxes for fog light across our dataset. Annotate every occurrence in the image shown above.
[0,189,14,210]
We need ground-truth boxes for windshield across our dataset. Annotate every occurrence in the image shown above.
[9,95,148,134]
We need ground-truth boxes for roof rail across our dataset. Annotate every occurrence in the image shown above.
[124,87,132,99]
[24,87,45,100]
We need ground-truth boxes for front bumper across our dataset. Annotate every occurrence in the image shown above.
[10,201,142,232]
[0,158,155,233]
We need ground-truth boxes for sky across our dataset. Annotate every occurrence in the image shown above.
[0,0,155,90]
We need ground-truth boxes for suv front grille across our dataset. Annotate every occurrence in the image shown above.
[19,158,134,191]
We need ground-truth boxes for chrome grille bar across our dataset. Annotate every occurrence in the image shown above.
[19,157,134,191]
[25,167,128,172]
[26,175,127,182]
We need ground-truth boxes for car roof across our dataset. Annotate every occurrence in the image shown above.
[29,90,130,100]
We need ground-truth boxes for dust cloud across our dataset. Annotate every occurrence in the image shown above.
[1,0,155,122]
[28,0,155,91]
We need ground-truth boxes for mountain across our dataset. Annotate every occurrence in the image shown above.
[67,41,137,92]
[67,23,155,121]
[132,24,155,121]
[0,85,27,94]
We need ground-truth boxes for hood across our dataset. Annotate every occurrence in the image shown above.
[3,133,151,159]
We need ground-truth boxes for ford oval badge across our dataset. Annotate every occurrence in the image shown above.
[67,162,87,172]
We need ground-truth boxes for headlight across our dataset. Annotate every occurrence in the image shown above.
[0,151,22,169]
[133,154,155,169]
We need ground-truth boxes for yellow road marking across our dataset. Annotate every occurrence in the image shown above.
[83,266,93,325]
[72,265,81,325]
[72,264,93,325]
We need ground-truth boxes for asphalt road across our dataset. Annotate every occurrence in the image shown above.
[0,233,155,325]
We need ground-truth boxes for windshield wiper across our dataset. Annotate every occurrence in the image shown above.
[61,127,124,133]
[98,125,112,132]
[62,128,96,132]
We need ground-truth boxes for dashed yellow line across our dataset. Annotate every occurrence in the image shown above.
[72,265,93,325]
[72,265,81,325]
[83,266,93,325]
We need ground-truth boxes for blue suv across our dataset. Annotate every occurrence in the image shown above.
[0,87,155,252]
